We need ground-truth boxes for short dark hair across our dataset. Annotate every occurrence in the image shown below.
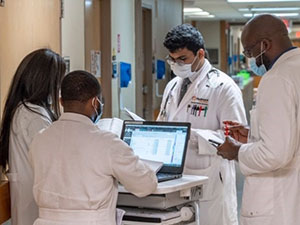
[61,70,101,103]
[163,24,205,55]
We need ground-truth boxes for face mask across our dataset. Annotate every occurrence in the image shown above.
[92,97,103,124]
[249,42,267,76]
[171,52,201,79]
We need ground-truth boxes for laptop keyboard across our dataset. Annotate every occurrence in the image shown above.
[156,173,182,183]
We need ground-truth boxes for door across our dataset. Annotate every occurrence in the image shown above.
[0,0,61,113]
[142,7,153,120]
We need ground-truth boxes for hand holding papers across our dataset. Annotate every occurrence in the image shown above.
[191,129,224,155]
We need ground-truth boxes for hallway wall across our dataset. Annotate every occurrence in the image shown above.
[61,0,85,71]
[0,0,61,113]
[142,0,183,117]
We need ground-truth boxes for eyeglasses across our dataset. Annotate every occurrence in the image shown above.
[165,55,186,66]
[242,41,261,58]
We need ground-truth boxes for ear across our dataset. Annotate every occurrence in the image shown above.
[198,49,205,59]
[262,39,272,52]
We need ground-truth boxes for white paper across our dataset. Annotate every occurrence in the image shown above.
[123,107,144,121]
[141,159,163,174]
[192,129,224,155]
[116,208,126,225]
[97,117,123,137]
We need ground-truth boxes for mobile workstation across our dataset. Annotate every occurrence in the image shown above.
[118,175,208,225]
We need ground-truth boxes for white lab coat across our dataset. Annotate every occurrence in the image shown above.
[157,59,247,225]
[238,48,300,225]
[6,103,52,225]
[29,113,157,225]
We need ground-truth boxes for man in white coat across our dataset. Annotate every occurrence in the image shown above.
[217,14,300,225]
[157,24,247,225]
[29,70,157,225]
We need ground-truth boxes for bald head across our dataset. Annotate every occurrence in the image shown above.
[241,14,293,68]
[242,14,288,43]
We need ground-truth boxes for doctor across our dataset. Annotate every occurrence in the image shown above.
[217,14,300,225]
[29,71,157,225]
[157,24,247,225]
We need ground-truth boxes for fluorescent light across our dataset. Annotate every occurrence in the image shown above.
[186,14,215,18]
[239,7,300,12]
[229,0,300,2]
[243,13,299,17]
[186,11,210,16]
[184,8,203,13]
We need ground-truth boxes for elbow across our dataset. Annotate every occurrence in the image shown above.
[134,174,158,198]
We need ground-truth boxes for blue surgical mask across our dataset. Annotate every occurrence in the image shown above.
[249,42,267,76]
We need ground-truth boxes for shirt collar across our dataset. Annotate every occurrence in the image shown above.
[59,112,94,126]
[269,46,297,69]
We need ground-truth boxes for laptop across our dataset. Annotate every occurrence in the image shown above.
[120,121,191,182]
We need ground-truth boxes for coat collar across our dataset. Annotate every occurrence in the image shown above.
[271,47,300,70]
[59,112,94,126]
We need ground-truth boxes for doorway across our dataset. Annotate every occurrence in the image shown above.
[141,7,153,120]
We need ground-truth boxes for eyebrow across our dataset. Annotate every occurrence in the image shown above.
[170,54,187,60]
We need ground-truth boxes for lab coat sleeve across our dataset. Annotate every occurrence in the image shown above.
[109,137,157,197]
[192,81,247,156]
[239,76,297,176]
[26,115,52,150]
[217,81,248,127]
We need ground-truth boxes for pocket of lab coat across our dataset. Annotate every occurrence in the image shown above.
[241,175,274,217]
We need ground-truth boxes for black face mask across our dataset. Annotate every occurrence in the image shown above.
[92,97,103,123]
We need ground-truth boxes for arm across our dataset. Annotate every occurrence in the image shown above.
[109,137,157,197]
[238,76,297,176]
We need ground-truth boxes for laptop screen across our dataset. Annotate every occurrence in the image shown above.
[121,121,190,173]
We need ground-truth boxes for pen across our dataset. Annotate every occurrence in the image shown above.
[208,139,222,147]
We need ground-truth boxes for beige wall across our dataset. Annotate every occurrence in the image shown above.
[0,0,61,113]
[61,0,85,71]
[142,0,183,115]
[195,21,221,69]
[111,0,136,118]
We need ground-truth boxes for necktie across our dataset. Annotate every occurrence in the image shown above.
[178,78,191,106]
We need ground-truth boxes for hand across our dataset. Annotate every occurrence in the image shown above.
[217,136,241,161]
[223,121,249,144]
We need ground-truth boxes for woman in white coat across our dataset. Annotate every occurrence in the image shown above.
[157,24,247,225]
[29,71,157,225]
[0,49,66,225]
[217,15,300,225]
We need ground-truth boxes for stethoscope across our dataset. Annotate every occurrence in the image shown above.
[160,67,223,120]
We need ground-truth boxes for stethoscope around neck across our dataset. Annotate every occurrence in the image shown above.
[159,67,223,120]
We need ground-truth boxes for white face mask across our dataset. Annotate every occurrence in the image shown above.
[92,97,103,124]
[170,53,201,79]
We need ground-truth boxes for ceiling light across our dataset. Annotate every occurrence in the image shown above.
[239,7,300,12]
[229,0,300,2]
[186,11,210,16]
[184,8,203,13]
[186,15,215,19]
[243,13,299,17]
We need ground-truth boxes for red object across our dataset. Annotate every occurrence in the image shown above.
[225,122,229,136]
